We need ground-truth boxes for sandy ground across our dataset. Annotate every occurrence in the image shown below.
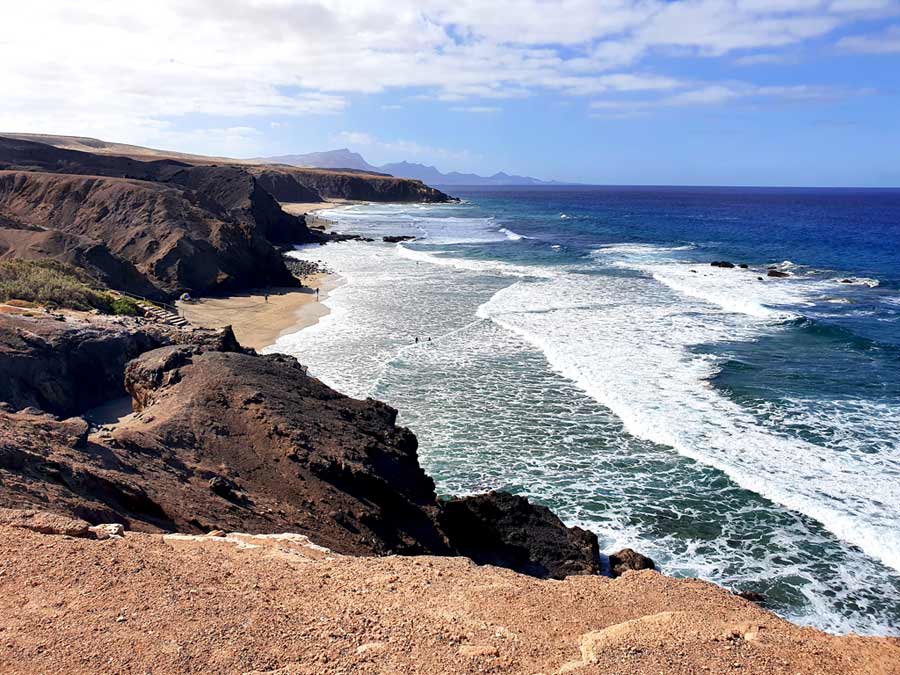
[1,524,898,675]
[282,200,363,230]
[280,202,333,217]
[176,273,341,351]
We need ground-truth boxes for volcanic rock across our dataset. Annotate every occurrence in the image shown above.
[608,548,657,577]
[438,490,600,579]
[383,235,416,243]
[767,269,790,278]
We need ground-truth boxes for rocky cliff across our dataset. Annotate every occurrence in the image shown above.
[0,311,599,576]
[0,170,301,299]
[257,165,451,202]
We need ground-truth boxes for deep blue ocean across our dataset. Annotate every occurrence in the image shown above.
[272,186,900,635]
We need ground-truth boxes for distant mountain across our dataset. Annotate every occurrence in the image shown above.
[258,150,562,186]
[379,161,559,186]
[261,148,379,173]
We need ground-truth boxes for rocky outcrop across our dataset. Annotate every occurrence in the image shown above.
[608,547,657,577]
[438,491,600,579]
[0,312,168,417]
[113,345,451,554]
[0,313,241,417]
[249,165,452,203]
[383,235,416,243]
[164,164,317,245]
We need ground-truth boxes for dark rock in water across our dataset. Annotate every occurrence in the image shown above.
[840,278,853,283]
[739,263,749,269]
[608,548,656,578]
[734,590,766,604]
[767,269,790,278]
[438,491,600,579]
[757,276,764,281]
[710,261,735,268]
[383,235,416,243]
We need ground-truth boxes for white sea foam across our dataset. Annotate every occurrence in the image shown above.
[499,227,527,240]
[476,270,900,574]
[271,215,900,634]
[395,243,556,278]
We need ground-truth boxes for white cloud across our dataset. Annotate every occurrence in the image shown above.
[590,80,851,117]
[0,0,894,149]
[838,24,900,52]
[450,106,501,113]
[334,130,473,162]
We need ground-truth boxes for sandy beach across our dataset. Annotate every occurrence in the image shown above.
[176,272,341,351]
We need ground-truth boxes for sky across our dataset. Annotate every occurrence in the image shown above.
[2,1,900,186]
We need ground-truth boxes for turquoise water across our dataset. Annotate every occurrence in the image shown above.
[269,187,900,635]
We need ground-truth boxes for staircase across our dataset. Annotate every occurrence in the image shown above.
[135,301,190,328]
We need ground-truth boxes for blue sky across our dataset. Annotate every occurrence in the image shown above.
[2,1,900,186]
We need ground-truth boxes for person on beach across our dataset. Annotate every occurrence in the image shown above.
[264,290,269,303]
[415,337,419,344]
[315,288,319,300]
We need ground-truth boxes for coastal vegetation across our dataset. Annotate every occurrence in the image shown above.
[0,259,138,315]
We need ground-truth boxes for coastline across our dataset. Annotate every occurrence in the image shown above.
[176,272,341,351]
[282,199,357,231]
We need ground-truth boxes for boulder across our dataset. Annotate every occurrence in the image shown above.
[383,235,416,243]
[767,269,790,278]
[0,508,92,538]
[438,491,600,579]
[608,548,656,577]
[710,261,735,268]
[89,523,125,540]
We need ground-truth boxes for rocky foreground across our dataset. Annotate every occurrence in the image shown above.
[1,524,898,675]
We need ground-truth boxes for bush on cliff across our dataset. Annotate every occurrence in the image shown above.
[0,260,140,316]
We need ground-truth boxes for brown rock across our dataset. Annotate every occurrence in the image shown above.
[608,548,656,577]
[0,508,91,538]
[439,491,600,579]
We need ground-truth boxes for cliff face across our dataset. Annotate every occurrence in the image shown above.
[248,165,452,203]
[252,168,323,204]
[0,170,300,298]
[0,136,330,299]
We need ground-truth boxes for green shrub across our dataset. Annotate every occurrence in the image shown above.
[107,295,142,316]
[0,259,112,312]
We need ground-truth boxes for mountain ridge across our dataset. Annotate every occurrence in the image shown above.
[257,149,568,186]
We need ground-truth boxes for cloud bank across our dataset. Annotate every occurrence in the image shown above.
[0,0,897,152]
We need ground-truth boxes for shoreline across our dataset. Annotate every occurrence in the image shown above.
[282,199,359,232]
[176,271,342,351]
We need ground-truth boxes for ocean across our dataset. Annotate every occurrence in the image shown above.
[267,186,900,636]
